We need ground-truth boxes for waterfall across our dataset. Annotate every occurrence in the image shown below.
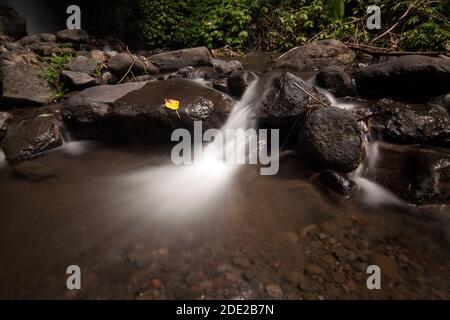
[120,78,262,217]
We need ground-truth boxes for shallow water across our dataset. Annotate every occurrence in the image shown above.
[0,54,448,299]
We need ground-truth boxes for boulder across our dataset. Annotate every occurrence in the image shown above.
[0,4,26,39]
[56,29,89,44]
[148,47,212,72]
[353,55,450,100]
[227,70,257,98]
[1,62,54,106]
[431,93,450,114]
[62,80,233,140]
[65,56,98,75]
[316,66,354,97]
[107,53,157,78]
[12,160,57,181]
[314,170,358,199]
[298,107,363,173]
[1,115,63,164]
[273,40,356,71]
[38,33,57,42]
[370,99,450,145]
[366,143,450,205]
[212,79,229,95]
[61,70,98,90]
[0,111,11,140]
[255,72,330,126]
[211,59,243,77]
[17,34,40,46]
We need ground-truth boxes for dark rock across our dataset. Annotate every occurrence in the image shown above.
[38,33,56,42]
[107,53,157,78]
[17,34,40,46]
[148,47,212,72]
[62,80,233,140]
[431,93,450,114]
[298,107,363,173]
[366,143,450,205]
[227,70,256,98]
[256,72,329,125]
[273,40,356,71]
[211,59,243,77]
[1,62,54,106]
[28,42,75,57]
[316,66,354,97]
[370,99,450,145]
[1,115,63,164]
[65,56,98,75]
[354,55,450,100]
[0,4,27,39]
[315,170,358,198]
[56,29,89,44]
[0,112,11,140]
[61,70,98,90]
[12,160,57,181]
[212,79,229,95]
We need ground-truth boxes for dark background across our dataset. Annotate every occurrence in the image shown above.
[3,0,142,45]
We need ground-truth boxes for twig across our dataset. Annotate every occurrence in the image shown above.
[369,1,418,44]
[345,43,446,56]
[117,47,136,84]
[307,17,367,43]
[293,83,329,108]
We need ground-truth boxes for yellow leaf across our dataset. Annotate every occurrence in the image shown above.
[164,98,181,118]
[164,99,180,110]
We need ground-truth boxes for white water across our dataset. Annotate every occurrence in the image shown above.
[0,150,6,169]
[120,79,261,217]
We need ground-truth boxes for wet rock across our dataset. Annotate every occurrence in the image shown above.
[255,72,330,128]
[265,283,283,299]
[367,143,450,204]
[56,29,89,44]
[354,55,450,100]
[1,62,54,106]
[431,93,450,114]
[1,115,63,164]
[62,80,233,140]
[148,47,212,72]
[17,34,40,46]
[0,4,27,39]
[61,70,98,90]
[227,70,256,98]
[315,170,358,198]
[65,56,98,75]
[316,66,354,97]
[211,59,243,77]
[370,99,450,145]
[12,160,57,181]
[38,33,56,42]
[273,40,356,71]
[212,79,229,95]
[298,107,363,173]
[107,53,157,79]
[0,111,11,140]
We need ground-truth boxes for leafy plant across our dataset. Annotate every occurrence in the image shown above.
[42,53,72,102]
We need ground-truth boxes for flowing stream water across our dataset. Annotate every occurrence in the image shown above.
[0,54,447,299]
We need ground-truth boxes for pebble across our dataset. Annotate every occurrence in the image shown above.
[265,284,283,299]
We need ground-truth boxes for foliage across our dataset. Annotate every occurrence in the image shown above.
[131,0,449,51]
[42,53,72,101]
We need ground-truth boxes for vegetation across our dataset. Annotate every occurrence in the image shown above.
[42,53,72,101]
[133,0,449,52]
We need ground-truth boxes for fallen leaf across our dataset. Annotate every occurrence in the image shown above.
[164,98,181,118]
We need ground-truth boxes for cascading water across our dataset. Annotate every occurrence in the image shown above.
[322,89,405,207]
[120,78,263,217]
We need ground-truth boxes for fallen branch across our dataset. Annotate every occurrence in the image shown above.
[293,83,329,108]
[345,43,447,57]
